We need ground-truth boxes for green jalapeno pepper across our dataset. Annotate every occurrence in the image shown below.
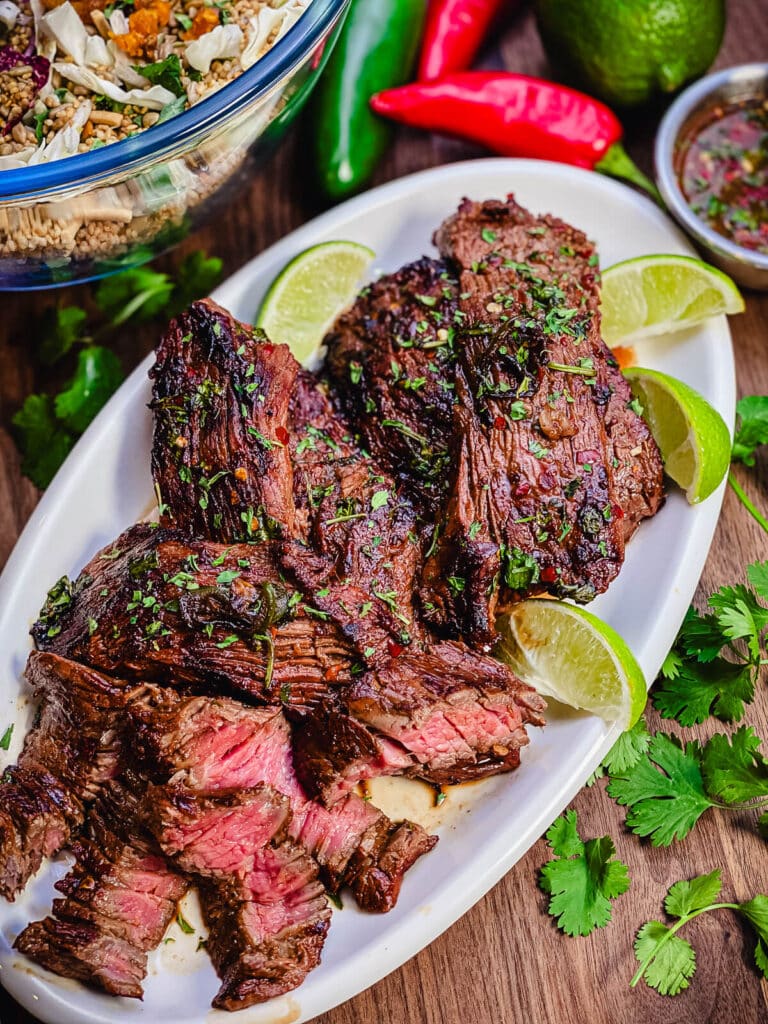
[313,0,426,200]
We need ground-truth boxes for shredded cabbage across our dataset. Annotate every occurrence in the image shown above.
[41,2,88,65]
[184,23,242,74]
[241,1,303,71]
[84,33,112,68]
[0,1,19,30]
[27,97,90,163]
[53,62,177,109]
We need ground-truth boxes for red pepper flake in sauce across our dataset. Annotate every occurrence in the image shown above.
[493,415,506,429]
[677,95,768,254]
[612,503,625,520]
[514,480,531,498]
[541,566,558,583]
[275,426,289,445]
[387,640,404,658]
[262,344,275,356]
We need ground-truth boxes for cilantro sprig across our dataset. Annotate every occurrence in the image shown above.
[653,559,768,725]
[632,870,768,996]
[606,726,768,846]
[12,251,222,488]
[729,395,768,534]
[538,810,630,936]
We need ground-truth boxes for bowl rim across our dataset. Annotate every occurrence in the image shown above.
[0,0,346,201]
[654,61,768,272]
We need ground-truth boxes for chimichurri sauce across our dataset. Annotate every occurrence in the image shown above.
[677,97,768,254]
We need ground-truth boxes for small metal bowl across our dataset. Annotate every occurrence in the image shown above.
[655,63,768,290]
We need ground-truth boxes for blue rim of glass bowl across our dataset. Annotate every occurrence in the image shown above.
[0,0,346,201]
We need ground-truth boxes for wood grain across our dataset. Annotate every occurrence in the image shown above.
[2,2,768,1022]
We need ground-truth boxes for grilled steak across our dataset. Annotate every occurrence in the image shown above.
[33,523,357,711]
[0,652,143,900]
[151,299,424,659]
[15,781,188,998]
[145,784,331,1008]
[130,693,436,911]
[291,639,545,802]
[325,197,663,646]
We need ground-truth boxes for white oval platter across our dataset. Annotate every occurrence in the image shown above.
[0,159,735,1024]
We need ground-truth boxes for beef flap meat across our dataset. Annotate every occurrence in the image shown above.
[144,297,546,797]
[15,781,188,999]
[144,783,331,1009]
[4,195,666,1011]
[325,196,664,647]
[0,652,150,900]
[130,693,437,913]
[33,522,357,711]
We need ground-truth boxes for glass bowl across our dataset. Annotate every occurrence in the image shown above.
[655,63,768,291]
[0,0,350,289]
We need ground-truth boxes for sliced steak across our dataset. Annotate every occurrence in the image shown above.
[14,781,188,998]
[151,298,298,543]
[151,300,424,659]
[145,784,331,1008]
[131,694,436,911]
[33,523,356,711]
[324,255,461,508]
[325,196,663,646]
[0,653,143,900]
[290,639,545,802]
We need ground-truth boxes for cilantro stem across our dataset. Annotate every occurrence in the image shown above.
[728,472,768,535]
[630,902,742,988]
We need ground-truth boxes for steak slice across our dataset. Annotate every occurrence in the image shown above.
[0,652,143,901]
[345,640,545,785]
[290,639,545,802]
[324,255,461,508]
[151,300,424,659]
[131,694,436,911]
[145,784,331,1008]
[14,781,188,998]
[33,523,356,711]
[151,298,299,543]
[325,196,663,645]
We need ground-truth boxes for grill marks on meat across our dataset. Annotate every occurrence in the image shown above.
[323,257,461,505]
[150,299,298,543]
[145,785,331,1008]
[15,782,188,999]
[33,523,356,711]
[151,299,425,660]
[0,653,143,900]
[291,640,545,803]
[324,196,663,646]
[130,694,436,911]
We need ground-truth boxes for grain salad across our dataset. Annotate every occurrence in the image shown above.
[0,0,310,166]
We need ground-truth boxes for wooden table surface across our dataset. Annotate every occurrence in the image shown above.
[2,2,768,1022]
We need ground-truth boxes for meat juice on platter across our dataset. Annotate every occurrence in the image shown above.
[677,95,768,253]
[0,196,664,1011]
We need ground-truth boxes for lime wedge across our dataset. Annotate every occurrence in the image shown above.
[624,366,731,504]
[496,600,647,729]
[256,241,375,363]
[600,254,744,346]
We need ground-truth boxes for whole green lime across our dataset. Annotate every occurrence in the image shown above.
[535,0,726,108]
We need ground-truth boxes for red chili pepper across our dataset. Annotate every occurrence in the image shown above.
[514,480,530,498]
[418,0,509,81]
[541,566,558,583]
[387,639,404,658]
[493,414,506,429]
[371,72,660,200]
[275,426,290,445]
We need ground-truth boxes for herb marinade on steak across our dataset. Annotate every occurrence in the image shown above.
[1,196,662,1010]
